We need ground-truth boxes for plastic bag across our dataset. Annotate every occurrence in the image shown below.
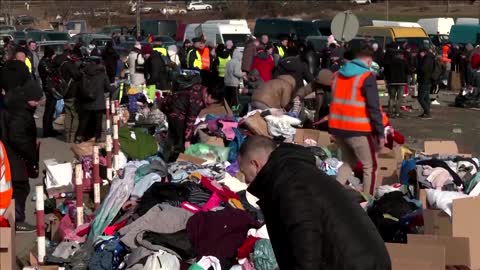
[55,99,64,118]
[185,143,230,162]
[142,250,180,270]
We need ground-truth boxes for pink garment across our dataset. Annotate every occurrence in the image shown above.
[59,215,90,243]
[219,120,238,141]
[181,202,202,213]
[104,219,128,235]
[200,176,240,202]
[426,167,453,189]
[202,192,223,211]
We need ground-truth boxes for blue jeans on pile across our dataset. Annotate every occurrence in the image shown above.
[417,83,431,116]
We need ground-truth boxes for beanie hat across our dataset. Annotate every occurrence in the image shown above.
[315,69,333,86]
[142,44,152,55]
[44,46,55,58]
[471,53,480,70]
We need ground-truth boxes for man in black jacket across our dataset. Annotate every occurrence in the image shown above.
[417,49,434,119]
[0,51,30,108]
[386,51,409,118]
[1,80,43,232]
[238,136,391,270]
[274,47,314,91]
[143,44,169,91]
[39,46,60,138]
[53,50,83,143]
[75,57,113,143]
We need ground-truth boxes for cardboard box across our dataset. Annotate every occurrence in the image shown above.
[0,200,15,270]
[423,209,453,236]
[423,141,471,157]
[422,196,480,269]
[377,153,399,186]
[408,234,470,266]
[452,197,480,270]
[294,129,331,147]
[198,99,233,118]
[176,153,207,165]
[386,243,446,270]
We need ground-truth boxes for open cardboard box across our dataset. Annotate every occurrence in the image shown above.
[386,242,445,270]
[0,200,15,270]
[423,140,472,157]
[421,196,480,269]
[294,129,331,147]
[408,234,470,266]
[176,153,207,166]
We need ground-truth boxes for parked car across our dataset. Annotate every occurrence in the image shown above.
[37,41,69,58]
[130,5,153,14]
[187,1,213,11]
[94,8,120,17]
[0,25,15,33]
[27,31,70,42]
[351,0,371,4]
[71,33,112,47]
[161,5,188,15]
[97,25,131,36]
[15,15,34,25]
[13,31,27,41]
[0,34,13,45]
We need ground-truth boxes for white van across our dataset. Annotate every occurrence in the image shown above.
[184,23,251,48]
[456,18,480,25]
[372,20,421,28]
[417,18,454,46]
[204,20,248,27]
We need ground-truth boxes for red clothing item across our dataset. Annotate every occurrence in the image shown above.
[237,236,260,259]
[472,53,480,70]
[251,54,274,82]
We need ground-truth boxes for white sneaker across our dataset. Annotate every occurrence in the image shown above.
[431,100,441,105]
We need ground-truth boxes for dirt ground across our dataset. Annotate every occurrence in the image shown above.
[386,90,480,156]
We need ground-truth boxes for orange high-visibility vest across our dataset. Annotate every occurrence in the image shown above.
[0,141,12,216]
[193,48,211,71]
[442,45,451,63]
[329,71,375,133]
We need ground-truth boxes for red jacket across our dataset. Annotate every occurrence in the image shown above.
[251,52,274,82]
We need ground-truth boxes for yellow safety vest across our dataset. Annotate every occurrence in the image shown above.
[277,46,285,58]
[186,49,194,68]
[153,47,167,56]
[217,56,231,77]
[25,57,32,73]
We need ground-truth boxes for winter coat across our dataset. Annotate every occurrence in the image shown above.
[241,40,257,73]
[38,56,54,92]
[0,80,41,182]
[224,49,243,87]
[275,56,314,90]
[159,84,207,142]
[168,45,181,67]
[251,51,274,82]
[0,60,30,93]
[145,51,169,90]
[78,64,113,111]
[417,53,434,85]
[102,46,120,82]
[248,143,392,270]
[128,48,146,86]
[53,54,83,99]
[387,56,409,85]
[252,75,296,109]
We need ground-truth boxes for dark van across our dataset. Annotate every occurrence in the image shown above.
[133,20,178,38]
[254,18,320,42]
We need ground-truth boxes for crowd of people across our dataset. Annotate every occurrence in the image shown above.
[0,28,479,269]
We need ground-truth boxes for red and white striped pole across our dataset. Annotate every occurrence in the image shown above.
[35,185,45,265]
[75,164,84,226]
[113,115,120,172]
[93,145,101,210]
[111,100,116,119]
[105,97,111,130]
[114,100,120,127]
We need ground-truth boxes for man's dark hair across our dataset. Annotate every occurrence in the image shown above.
[207,82,224,102]
[239,136,277,160]
[356,45,374,58]
[28,40,36,46]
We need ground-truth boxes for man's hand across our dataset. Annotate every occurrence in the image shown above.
[377,138,386,153]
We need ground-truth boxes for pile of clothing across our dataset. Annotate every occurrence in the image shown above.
[43,155,275,270]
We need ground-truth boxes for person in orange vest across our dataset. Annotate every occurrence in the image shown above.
[329,46,385,195]
[187,38,212,86]
[0,140,12,217]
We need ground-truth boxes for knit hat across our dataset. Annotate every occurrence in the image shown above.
[142,44,152,55]
[315,69,333,86]
[192,37,201,43]
[43,46,55,58]
[22,80,43,101]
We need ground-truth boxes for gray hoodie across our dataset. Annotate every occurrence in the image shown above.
[224,48,243,87]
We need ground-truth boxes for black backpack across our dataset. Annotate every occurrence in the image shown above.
[46,61,72,100]
[431,60,442,82]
